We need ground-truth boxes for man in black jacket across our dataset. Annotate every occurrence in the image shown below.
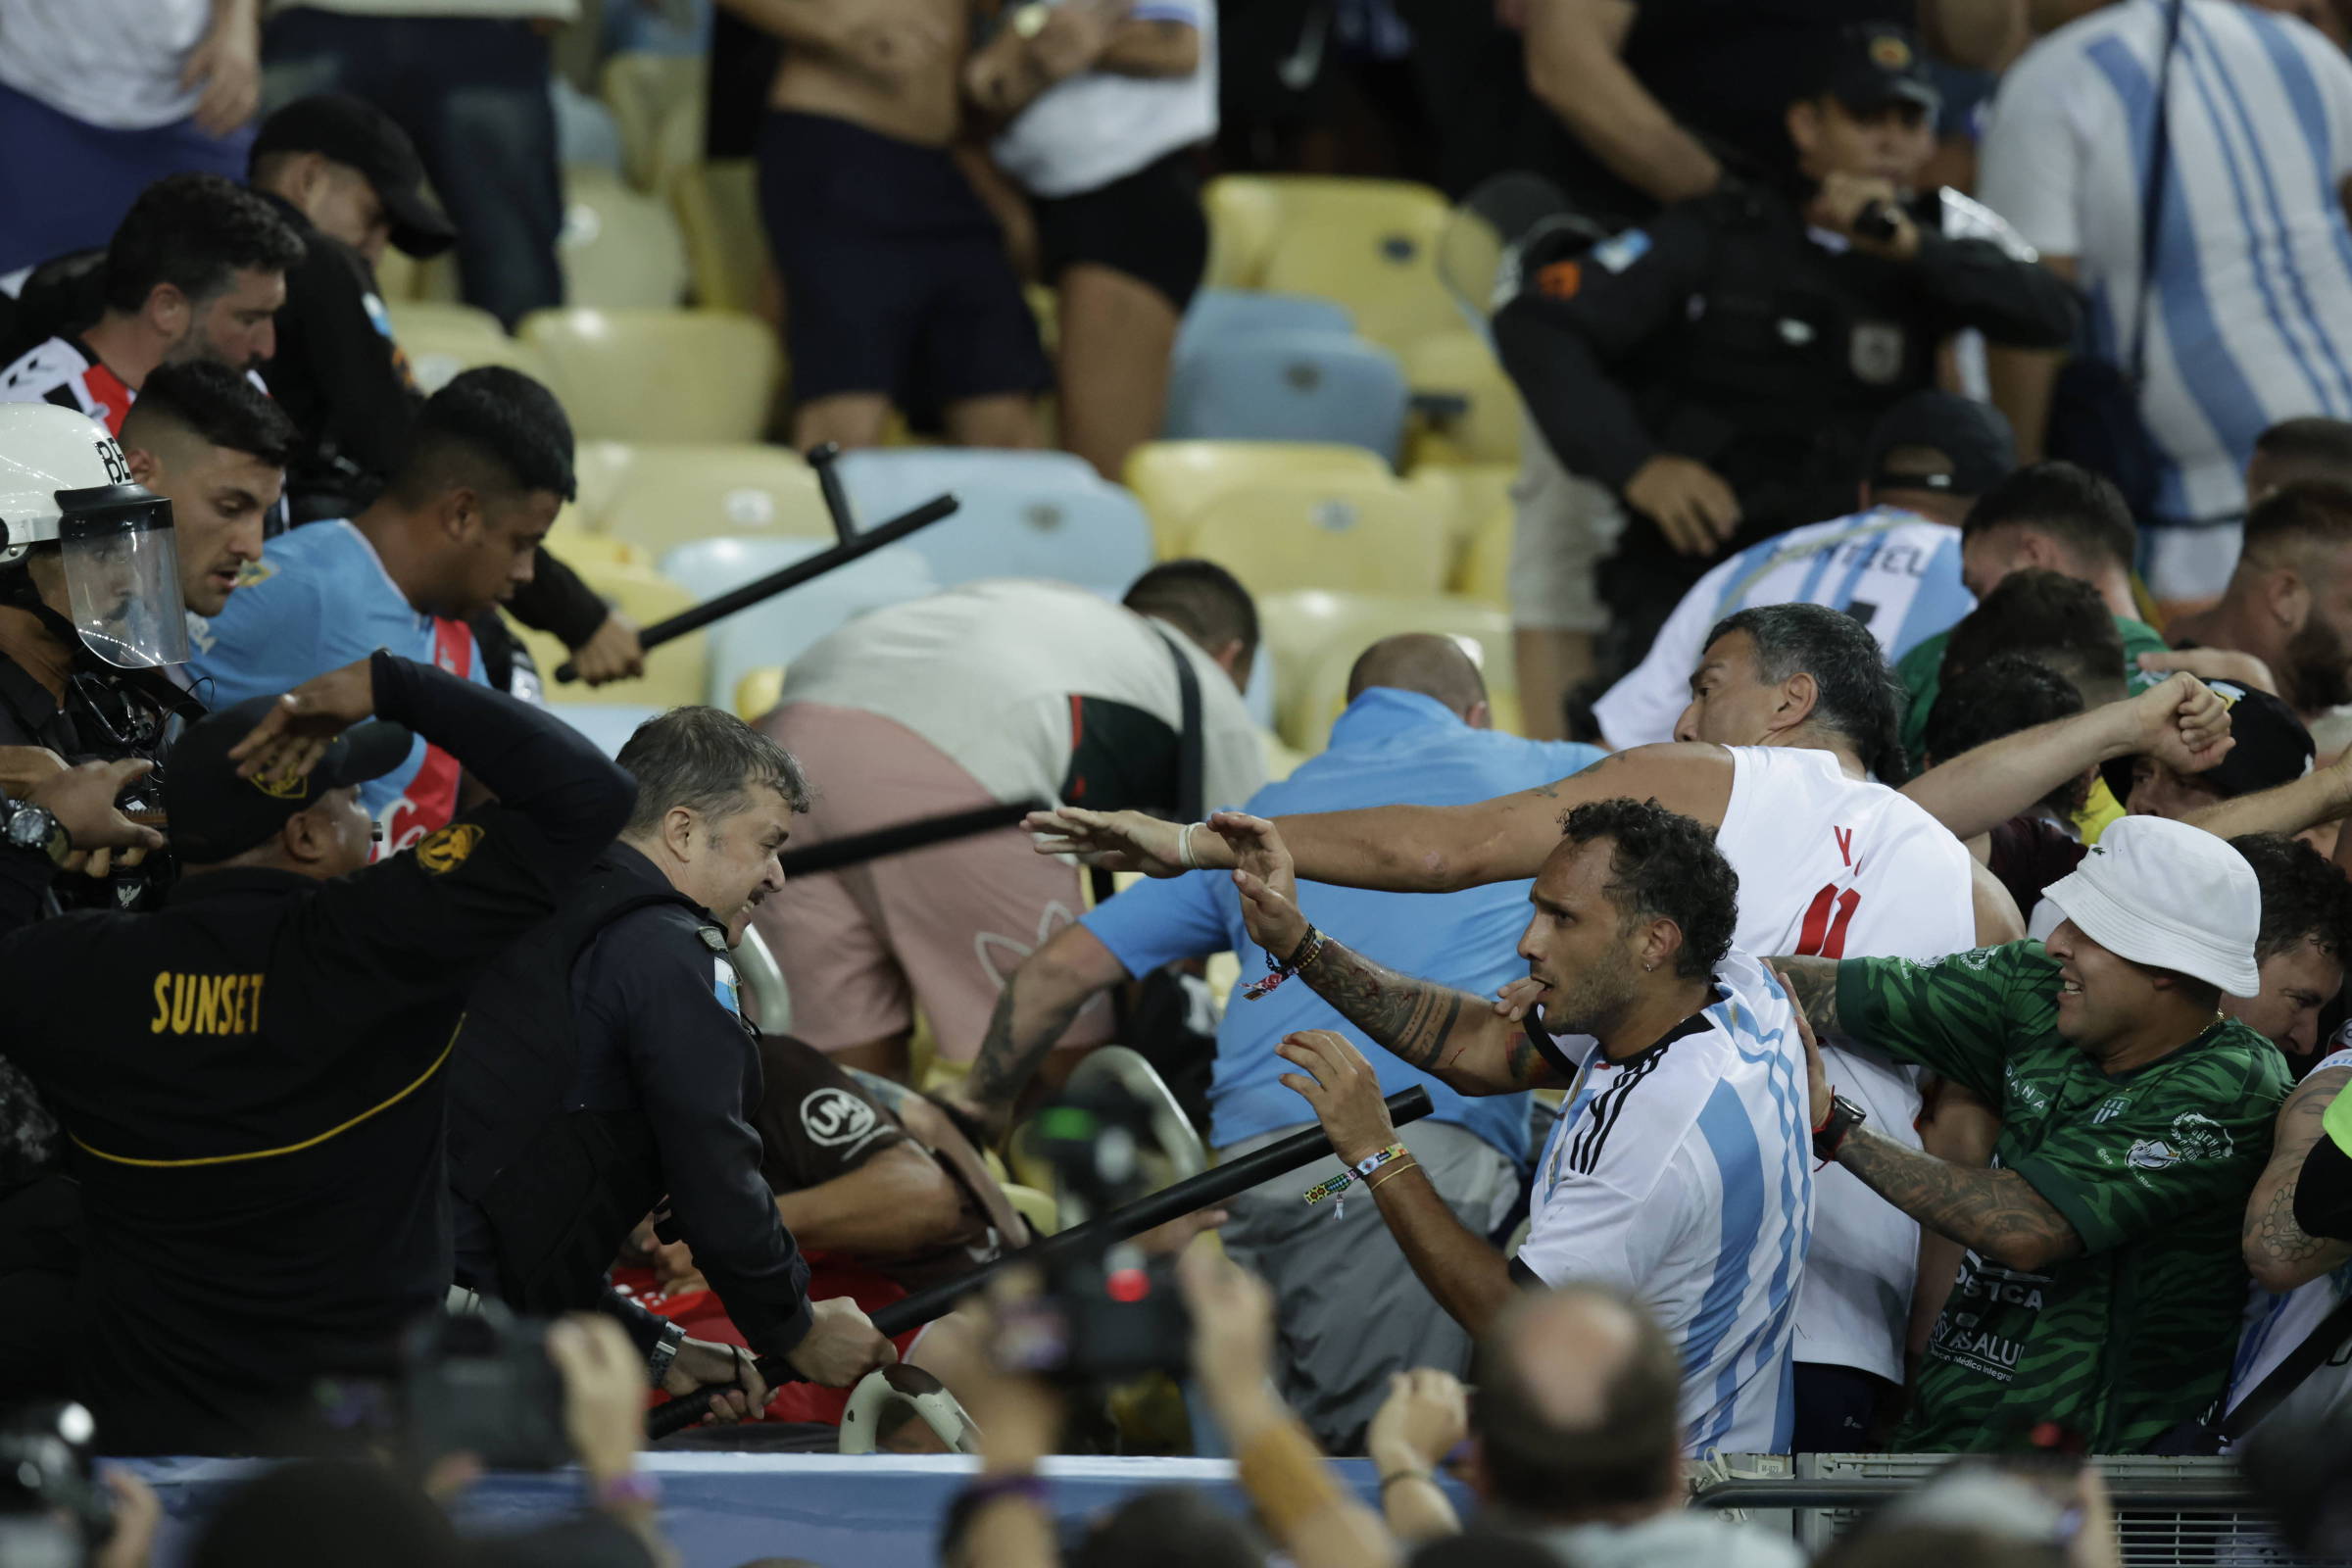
[450,705,896,1399]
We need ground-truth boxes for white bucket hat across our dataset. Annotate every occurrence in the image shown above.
[2042,815,2262,998]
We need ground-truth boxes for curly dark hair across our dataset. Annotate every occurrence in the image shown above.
[2231,832,2352,963]
[102,172,305,315]
[1561,798,1739,979]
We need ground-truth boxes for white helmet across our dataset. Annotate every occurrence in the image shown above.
[0,403,188,669]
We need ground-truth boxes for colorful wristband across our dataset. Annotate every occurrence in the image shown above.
[1302,1142,1407,1205]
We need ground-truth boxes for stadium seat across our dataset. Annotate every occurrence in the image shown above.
[1256,590,1516,750]
[1174,288,1354,358]
[518,308,781,443]
[1401,331,1523,466]
[1164,330,1410,464]
[1183,473,1446,601]
[1253,177,1459,354]
[670,159,773,315]
[599,51,705,191]
[385,303,545,393]
[514,558,707,708]
[1122,440,1391,557]
[372,244,459,304]
[552,702,664,757]
[542,514,648,572]
[834,450,1151,594]
[659,536,936,706]
[569,440,638,525]
[1403,461,1516,565]
[558,167,691,310]
[599,444,831,556]
[734,665,785,722]
[1201,174,1286,289]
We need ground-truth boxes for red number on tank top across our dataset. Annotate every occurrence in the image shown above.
[1796,884,1862,958]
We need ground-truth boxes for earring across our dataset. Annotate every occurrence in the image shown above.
[1643,961,1655,972]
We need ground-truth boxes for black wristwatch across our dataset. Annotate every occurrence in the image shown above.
[1813,1094,1868,1163]
[0,798,71,867]
[646,1319,687,1388]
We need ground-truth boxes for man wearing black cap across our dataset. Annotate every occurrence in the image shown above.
[1592,389,2016,748]
[1494,22,2077,670]
[0,651,762,1454]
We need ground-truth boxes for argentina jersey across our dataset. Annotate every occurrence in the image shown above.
[187,519,489,853]
[1511,951,1816,1455]
[1592,508,1973,749]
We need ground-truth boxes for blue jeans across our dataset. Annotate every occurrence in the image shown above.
[261,9,563,327]
[0,82,255,273]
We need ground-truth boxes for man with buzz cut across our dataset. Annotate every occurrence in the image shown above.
[1772,814,2288,1452]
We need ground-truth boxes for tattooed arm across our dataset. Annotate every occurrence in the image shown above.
[1768,955,1848,1037]
[1296,934,1562,1095]
[944,923,1132,1140]
[2244,1064,2352,1293]
[1835,1125,2084,1272]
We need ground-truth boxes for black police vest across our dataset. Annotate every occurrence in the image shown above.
[445,865,720,1315]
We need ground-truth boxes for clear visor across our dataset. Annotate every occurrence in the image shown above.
[56,485,189,669]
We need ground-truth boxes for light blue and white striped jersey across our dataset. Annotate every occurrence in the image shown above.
[1513,950,1816,1455]
[1592,508,1973,750]
[1980,0,2352,592]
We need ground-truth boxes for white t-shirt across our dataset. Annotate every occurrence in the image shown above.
[1592,509,1974,751]
[2225,1049,2352,1444]
[991,0,1219,199]
[1979,0,2352,547]
[1719,746,1980,1383]
[1517,950,1815,1456]
[774,577,1265,813]
[0,0,212,130]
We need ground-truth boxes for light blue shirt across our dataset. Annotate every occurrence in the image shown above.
[1081,687,1606,1160]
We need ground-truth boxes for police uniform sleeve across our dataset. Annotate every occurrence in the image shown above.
[1491,203,1720,491]
[263,236,420,496]
[1831,942,2041,1103]
[2006,1042,2284,1255]
[1906,229,2079,349]
[609,923,813,1357]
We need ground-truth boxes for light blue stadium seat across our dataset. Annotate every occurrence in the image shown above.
[555,703,666,758]
[660,536,937,707]
[833,449,1100,524]
[1164,329,1410,464]
[1175,288,1356,358]
[833,449,1154,595]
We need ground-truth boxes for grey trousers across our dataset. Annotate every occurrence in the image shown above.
[1218,1119,1518,1454]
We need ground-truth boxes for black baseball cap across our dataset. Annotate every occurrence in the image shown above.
[1862,391,2017,500]
[2102,679,2316,808]
[252,94,457,260]
[1811,24,1942,119]
[164,695,413,863]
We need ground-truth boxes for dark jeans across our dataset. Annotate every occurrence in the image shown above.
[261,9,564,327]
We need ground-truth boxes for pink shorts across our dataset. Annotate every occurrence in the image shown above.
[754,703,1114,1062]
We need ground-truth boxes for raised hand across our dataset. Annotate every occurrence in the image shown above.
[1276,1029,1399,1165]
[2132,671,2233,776]
[1023,806,1205,877]
[1216,811,1309,957]
[227,657,378,783]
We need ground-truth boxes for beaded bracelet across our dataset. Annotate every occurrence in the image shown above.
[1243,923,1327,1001]
[1302,1141,1408,1206]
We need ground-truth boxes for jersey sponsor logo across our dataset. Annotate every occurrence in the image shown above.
[801,1087,881,1150]
[2091,1095,2132,1124]
[1592,229,1650,273]
[414,820,483,875]
[2128,1111,2234,1171]
[232,560,273,588]
[94,438,129,483]
[150,971,265,1035]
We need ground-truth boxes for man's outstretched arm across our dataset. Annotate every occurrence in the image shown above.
[948,924,1132,1139]
[1026,743,1735,891]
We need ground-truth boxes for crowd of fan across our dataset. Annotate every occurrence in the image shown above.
[9,3,2352,1568]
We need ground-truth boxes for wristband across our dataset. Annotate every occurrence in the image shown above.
[1243,923,1326,1001]
[1379,1468,1435,1494]
[959,1473,1050,1512]
[594,1471,662,1511]
[645,1319,687,1387]
[1365,1156,1418,1193]
[1303,1142,1407,1205]
[1178,821,1204,870]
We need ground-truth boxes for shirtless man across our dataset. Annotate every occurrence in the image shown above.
[720,0,1050,451]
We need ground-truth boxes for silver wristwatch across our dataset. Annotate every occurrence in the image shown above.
[646,1319,688,1387]
[0,798,70,866]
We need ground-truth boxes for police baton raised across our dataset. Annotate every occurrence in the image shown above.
[552,443,956,685]
[646,1086,1438,1439]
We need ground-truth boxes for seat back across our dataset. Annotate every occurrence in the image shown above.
[600,444,831,555]
[559,167,691,310]
[836,450,1148,595]
[1165,329,1409,464]
[1401,329,1524,466]
[670,158,772,315]
[518,308,780,442]
[1201,174,1286,288]
[661,536,936,705]
[515,559,707,708]
[1183,473,1445,600]
[1175,287,1354,357]
[1121,439,1391,557]
[386,303,542,393]
[1254,177,1458,353]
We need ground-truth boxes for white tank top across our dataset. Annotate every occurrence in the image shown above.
[1718,745,1979,1383]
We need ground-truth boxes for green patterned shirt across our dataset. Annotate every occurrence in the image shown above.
[1837,941,2286,1452]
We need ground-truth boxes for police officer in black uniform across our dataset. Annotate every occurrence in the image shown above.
[448,706,897,1404]
[1494,23,2079,667]
[0,650,640,1454]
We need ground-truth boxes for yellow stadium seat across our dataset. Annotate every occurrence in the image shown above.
[1258,590,1517,751]
[518,308,781,443]
[1254,177,1460,355]
[1122,439,1391,557]
[734,665,785,722]
[670,159,773,316]
[385,303,544,393]
[1202,174,1285,289]
[514,558,708,708]
[597,443,830,555]
[560,166,691,310]
[1401,331,1523,466]
[1453,497,1515,610]
[1402,461,1514,564]
[599,51,705,191]
[544,503,649,571]
[569,440,638,526]
[1185,473,1447,601]
[372,245,460,304]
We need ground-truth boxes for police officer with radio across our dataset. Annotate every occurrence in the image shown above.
[1495,23,2078,666]
[0,650,641,1454]
[447,706,897,1403]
